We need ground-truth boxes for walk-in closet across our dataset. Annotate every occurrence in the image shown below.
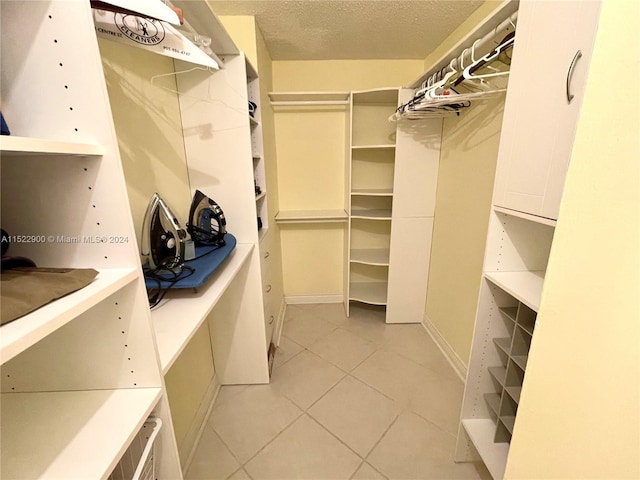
[1,0,638,479]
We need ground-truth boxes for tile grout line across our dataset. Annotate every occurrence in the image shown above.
[360,413,400,480]
[237,408,306,470]
[304,411,368,468]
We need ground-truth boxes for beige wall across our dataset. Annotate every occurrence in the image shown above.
[98,40,192,247]
[421,0,508,366]
[425,98,504,365]
[273,60,424,92]
[505,0,640,476]
[218,16,258,71]
[164,323,216,465]
[272,60,423,297]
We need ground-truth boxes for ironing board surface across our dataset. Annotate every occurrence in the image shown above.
[144,233,237,290]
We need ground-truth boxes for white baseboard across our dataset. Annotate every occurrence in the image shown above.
[422,315,467,382]
[284,294,343,304]
[180,373,221,475]
[274,297,286,346]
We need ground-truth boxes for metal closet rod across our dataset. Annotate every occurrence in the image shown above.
[413,10,519,88]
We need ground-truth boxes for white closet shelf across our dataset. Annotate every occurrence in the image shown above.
[351,188,393,197]
[351,209,392,220]
[349,282,388,305]
[275,209,348,224]
[0,135,105,158]
[0,268,138,364]
[505,386,522,403]
[500,416,516,434]
[484,271,545,312]
[350,248,390,266]
[255,191,267,202]
[484,393,501,415]
[151,244,253,373]
[351,144,396,150]
[493,206,557,227]
[461,419,509,480]
[268,91,350,106]
[499,306,518,322]
[493,337,511,355]
[488,366,507,387]
[0,388,161,480]
[512,354,528,370]
[352,88,399,104]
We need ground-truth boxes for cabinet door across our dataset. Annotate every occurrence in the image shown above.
[386,217,433,324]
[493,0,601,220]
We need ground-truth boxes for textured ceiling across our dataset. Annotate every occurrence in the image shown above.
[206,1,485,60]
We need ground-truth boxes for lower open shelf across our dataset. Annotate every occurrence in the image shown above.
[1,268,139,364]
[0,388,161,480]
[349,282,388,305]
[461,419,509,480]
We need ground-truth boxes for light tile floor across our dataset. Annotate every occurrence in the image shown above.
[185,303,490,480]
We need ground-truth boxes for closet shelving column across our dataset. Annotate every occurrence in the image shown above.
[248,59,269,241]
[0,1,181,478]
[455,0,602,477]
[456,210,554,479]
[269,91,350,225]
[346,89,399,315]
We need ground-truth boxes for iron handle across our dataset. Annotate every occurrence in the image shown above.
[265,284,272,293]
[566,50,582,104]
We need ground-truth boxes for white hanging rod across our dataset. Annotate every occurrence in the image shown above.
[409,1,519,89]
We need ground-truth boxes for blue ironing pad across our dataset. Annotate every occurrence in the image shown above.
[144,233,236,290]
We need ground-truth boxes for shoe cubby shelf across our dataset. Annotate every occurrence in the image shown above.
[459,276,539,479]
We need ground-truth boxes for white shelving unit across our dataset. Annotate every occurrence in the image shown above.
[345,87,440,324]
[0,1,181,478]
[456,208,554,476]
[247,59,269,241]
[455,2,601,474]
[346,88,399,315]
[173,50,271,385]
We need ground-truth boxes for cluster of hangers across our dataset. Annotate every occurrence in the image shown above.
[391,20,516,121]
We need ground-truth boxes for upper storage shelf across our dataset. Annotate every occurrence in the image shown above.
[268,92,350,106]
[351,89,399,148]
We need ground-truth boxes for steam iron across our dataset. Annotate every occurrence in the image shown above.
[187,190,227,246]
[141,193,188,269]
